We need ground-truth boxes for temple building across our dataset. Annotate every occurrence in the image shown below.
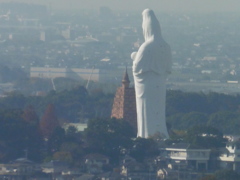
[111,69,137,133]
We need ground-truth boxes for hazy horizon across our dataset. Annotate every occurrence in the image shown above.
[0,0,239,13]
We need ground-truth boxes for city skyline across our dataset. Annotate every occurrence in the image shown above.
[0,0,239,13]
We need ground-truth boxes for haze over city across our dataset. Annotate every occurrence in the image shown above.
[0,0,240,12]
[1,1,240,179]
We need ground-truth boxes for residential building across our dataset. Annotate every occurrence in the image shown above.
[161,143,211,171]
[218,140,240,172]
[84,154,110,174]
[0,158,40,179]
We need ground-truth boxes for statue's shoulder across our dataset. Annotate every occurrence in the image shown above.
[138,40,153,52]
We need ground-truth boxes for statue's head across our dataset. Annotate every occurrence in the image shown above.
[142,9,161,41]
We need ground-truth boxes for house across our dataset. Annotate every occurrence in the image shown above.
[161,143,211,171]
[84,154,110,174]
[0,158,40,179]
[218,140,240,172]
[157,168,194,180]
[98,171,125,180]
[224,135,240,142]
[121,161,157,180]
[157,167,210,180]
[121,155,136,165]
[41,160,70,179]
[61,168,82,179]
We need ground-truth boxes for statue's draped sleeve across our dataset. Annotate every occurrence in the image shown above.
[133,40,172,76]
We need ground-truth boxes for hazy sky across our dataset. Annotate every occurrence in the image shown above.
[0,0,239,13]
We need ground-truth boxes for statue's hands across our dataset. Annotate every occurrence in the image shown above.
[131,52,137,60]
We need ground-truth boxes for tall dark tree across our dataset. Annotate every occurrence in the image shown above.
[0,109,26,161]
[129,137,159,162]
[40,104,59,139]
[22,106,43,162]
[47,127,65,154]
[0,108,43,162]
[84,118,135,163]
[0,65,11,83]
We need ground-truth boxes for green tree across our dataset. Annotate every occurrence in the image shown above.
[166,90,240,116]
[22,105,39,124]
[0,91,26,109]
[0,108,43,162]
[207,92,239,113]
[0,109,26,160]
[65,126,82,143]
[84,118,135,163]
[167,112,208,130]
[24,123,43,162]
[47,127,65,154]
[180,112,208,129]
[129,137,159,162]
[0,65,11,82]
[214,169,240,180]
[166,90,208,115]
[60,142,84,165]
[208,111,240,134]
[185,125,226,148]
[53,151,73,164]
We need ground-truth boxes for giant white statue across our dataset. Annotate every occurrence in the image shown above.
[131,9,172,138]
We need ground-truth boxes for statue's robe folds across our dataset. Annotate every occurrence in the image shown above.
[132,9,172,138]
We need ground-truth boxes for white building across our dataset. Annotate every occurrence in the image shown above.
[30,67,100,82]
[161,143,211,171]
[218,140,240,172]
[30,67,134,84]
[62,123,87,132]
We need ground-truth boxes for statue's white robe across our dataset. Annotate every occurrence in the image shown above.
[132,9,172,138]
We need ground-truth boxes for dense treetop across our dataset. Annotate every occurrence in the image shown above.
[166,90,240,134]
[0,87,239,164]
